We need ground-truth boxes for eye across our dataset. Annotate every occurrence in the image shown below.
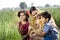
[39,17,41,19]
[33,12,37,16]
[35,12,37,15]
[39,16,41,19]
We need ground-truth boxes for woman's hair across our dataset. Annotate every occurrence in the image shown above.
[30,6,37,14]
[17,10,29,21]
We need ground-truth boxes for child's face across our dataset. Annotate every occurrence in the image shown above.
[40,16,48,24]
[20,13,26,21]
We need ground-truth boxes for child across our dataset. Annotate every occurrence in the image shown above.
[35,11,58,40]
[17,10,31,40]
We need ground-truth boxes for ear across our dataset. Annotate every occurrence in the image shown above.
[46,18,49,21]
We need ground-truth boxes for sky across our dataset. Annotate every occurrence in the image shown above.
[0,0,60,9]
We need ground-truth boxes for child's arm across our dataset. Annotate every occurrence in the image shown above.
[37,25,50,37]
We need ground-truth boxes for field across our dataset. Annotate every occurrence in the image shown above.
[0,7,60,40]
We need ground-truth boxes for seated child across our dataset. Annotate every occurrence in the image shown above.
[36,11,58,40]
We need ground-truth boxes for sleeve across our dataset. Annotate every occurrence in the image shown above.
[43,25,50,33]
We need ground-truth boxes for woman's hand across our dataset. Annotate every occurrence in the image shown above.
[35,28,42,36]
[29,30,36,38]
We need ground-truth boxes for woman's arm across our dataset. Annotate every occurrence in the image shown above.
[28,25,36,37]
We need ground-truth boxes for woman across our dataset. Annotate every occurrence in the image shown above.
[17,10,31,40]
[29,6,44,40]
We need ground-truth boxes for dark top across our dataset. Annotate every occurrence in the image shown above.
[18,22,31,40]
[19,22,29,35]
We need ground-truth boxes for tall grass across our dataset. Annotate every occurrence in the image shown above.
[0,10,22,40]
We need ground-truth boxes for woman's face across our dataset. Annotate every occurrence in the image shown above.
[32,11,38,17]
[20,13,26,21]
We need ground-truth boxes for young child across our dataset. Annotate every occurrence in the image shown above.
[17,10,31,40]
[35,11,58,40]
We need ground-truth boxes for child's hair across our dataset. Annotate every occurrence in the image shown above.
[30,6,37,14]
[17,10,29,21]
[40,11,51,21]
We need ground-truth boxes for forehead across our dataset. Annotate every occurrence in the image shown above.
[20,13,24,15]
[32,10,37,13]
[40,16,45,19]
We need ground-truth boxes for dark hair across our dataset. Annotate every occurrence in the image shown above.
[17,10,29,21]
[30,6,37,14]
[40,11,51,21]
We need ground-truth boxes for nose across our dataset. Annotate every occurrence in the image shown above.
[20,16,23,18]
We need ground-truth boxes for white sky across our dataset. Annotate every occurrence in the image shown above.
[0,0,60,9]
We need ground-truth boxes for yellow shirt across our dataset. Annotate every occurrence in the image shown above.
[29,15,36,27]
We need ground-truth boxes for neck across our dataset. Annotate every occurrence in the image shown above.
[21,20,27,24]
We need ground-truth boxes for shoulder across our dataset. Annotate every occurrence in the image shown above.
[44,23,50,28]
[45,22,52,27]
[44,23,53,30]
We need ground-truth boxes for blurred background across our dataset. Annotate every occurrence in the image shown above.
[0,0,60,40]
